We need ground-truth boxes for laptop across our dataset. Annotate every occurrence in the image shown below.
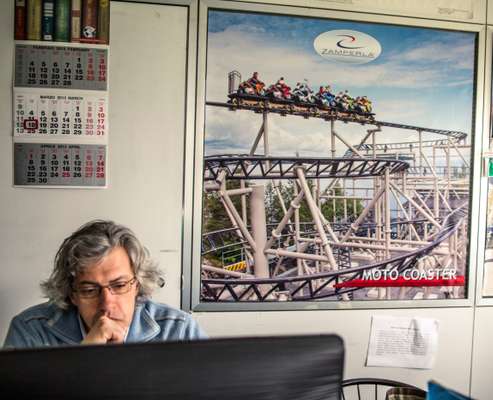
[0,334,344,400]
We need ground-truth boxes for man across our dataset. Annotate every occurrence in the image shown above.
[4,220,206,348]
[247,71,262,86]
[242,71,264,95]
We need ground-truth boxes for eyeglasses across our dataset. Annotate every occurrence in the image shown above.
[73,277,137,299]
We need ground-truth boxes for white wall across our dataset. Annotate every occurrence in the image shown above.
[195,308,474,392]
[0,1,188,336]
[0,0,491,398]
[470,307,493,399]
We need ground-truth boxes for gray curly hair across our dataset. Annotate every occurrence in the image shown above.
[41,220,164,309]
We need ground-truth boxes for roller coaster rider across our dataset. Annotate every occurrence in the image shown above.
[276,77,290,93]
[266,77,292,100]
[336,90,353,111]
[293,81,316,104]
[321,85,336,107]
[316,86,328,106]
[231,72,374,119]
[361,96,372,113]
[353,95,372,114]
[239,72,265,96]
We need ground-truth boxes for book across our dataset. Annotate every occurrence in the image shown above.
[26,0,42,41]
[98,0,110,44]
[71,0,82,42]
[54,0,70,42]
[14,0,26,40]
[41,0,54,41]
[81,0,98,42]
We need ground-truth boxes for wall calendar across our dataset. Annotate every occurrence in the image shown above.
[12,41,109,188]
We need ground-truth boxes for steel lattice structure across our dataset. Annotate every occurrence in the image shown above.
[204,156,409,181]
[201,94,470,302]
[201,207,466,301]
[206,100,468,140]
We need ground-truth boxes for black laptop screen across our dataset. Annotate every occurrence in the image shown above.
[0,334,344,400]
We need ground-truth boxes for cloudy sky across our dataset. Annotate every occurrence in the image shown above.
[204,10,476,158]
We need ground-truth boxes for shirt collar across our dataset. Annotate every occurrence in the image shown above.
[77,313,87,339]
[126,301,161,343]
[46,305,83,345]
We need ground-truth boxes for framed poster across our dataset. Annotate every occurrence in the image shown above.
[192,1,480,309]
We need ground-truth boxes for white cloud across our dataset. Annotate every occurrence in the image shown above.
[376,99,429,123]
[203,27,473,158]
[397,42,474,71]
[206,28,473,104]
[204,106,457,158]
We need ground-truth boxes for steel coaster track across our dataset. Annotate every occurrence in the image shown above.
[204,156,409,181]
[354,138,464,152]
[202,227,247,256]
[372,120,466,139]
[206,100,468,140]
[201,207,466,301]
[344,141,468,159]
[406,166,470,176]
[201,219,433,256]
[202,98,468,301]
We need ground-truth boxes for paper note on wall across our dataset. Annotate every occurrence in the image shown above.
[366,315,439,369]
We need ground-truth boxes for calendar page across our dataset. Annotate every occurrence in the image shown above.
[14,43,108,91]
[14,89,108,139]
[14,142,107,187]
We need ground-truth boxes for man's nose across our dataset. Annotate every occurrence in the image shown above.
[98,286,116,306]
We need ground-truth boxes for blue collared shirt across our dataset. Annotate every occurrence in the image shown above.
[3,300,206,349]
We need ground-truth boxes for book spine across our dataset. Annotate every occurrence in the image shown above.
[41,0,54,41]
[54,0,70,42]
[98,0,110,44]
[26,0,42,41]
[14,0,26,40]
[81,0,98,42]
[71,0,82,42]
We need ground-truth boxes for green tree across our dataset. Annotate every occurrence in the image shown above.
[265,180,363,223]
[202,179,245,233]
[201,179,364,267]
[202,179,247,267]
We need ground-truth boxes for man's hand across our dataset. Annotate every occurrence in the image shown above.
[81,313,128,345]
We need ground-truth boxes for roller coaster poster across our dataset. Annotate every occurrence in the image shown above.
[200,9,476,303]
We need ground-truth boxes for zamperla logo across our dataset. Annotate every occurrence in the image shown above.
[314,29,381,64]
